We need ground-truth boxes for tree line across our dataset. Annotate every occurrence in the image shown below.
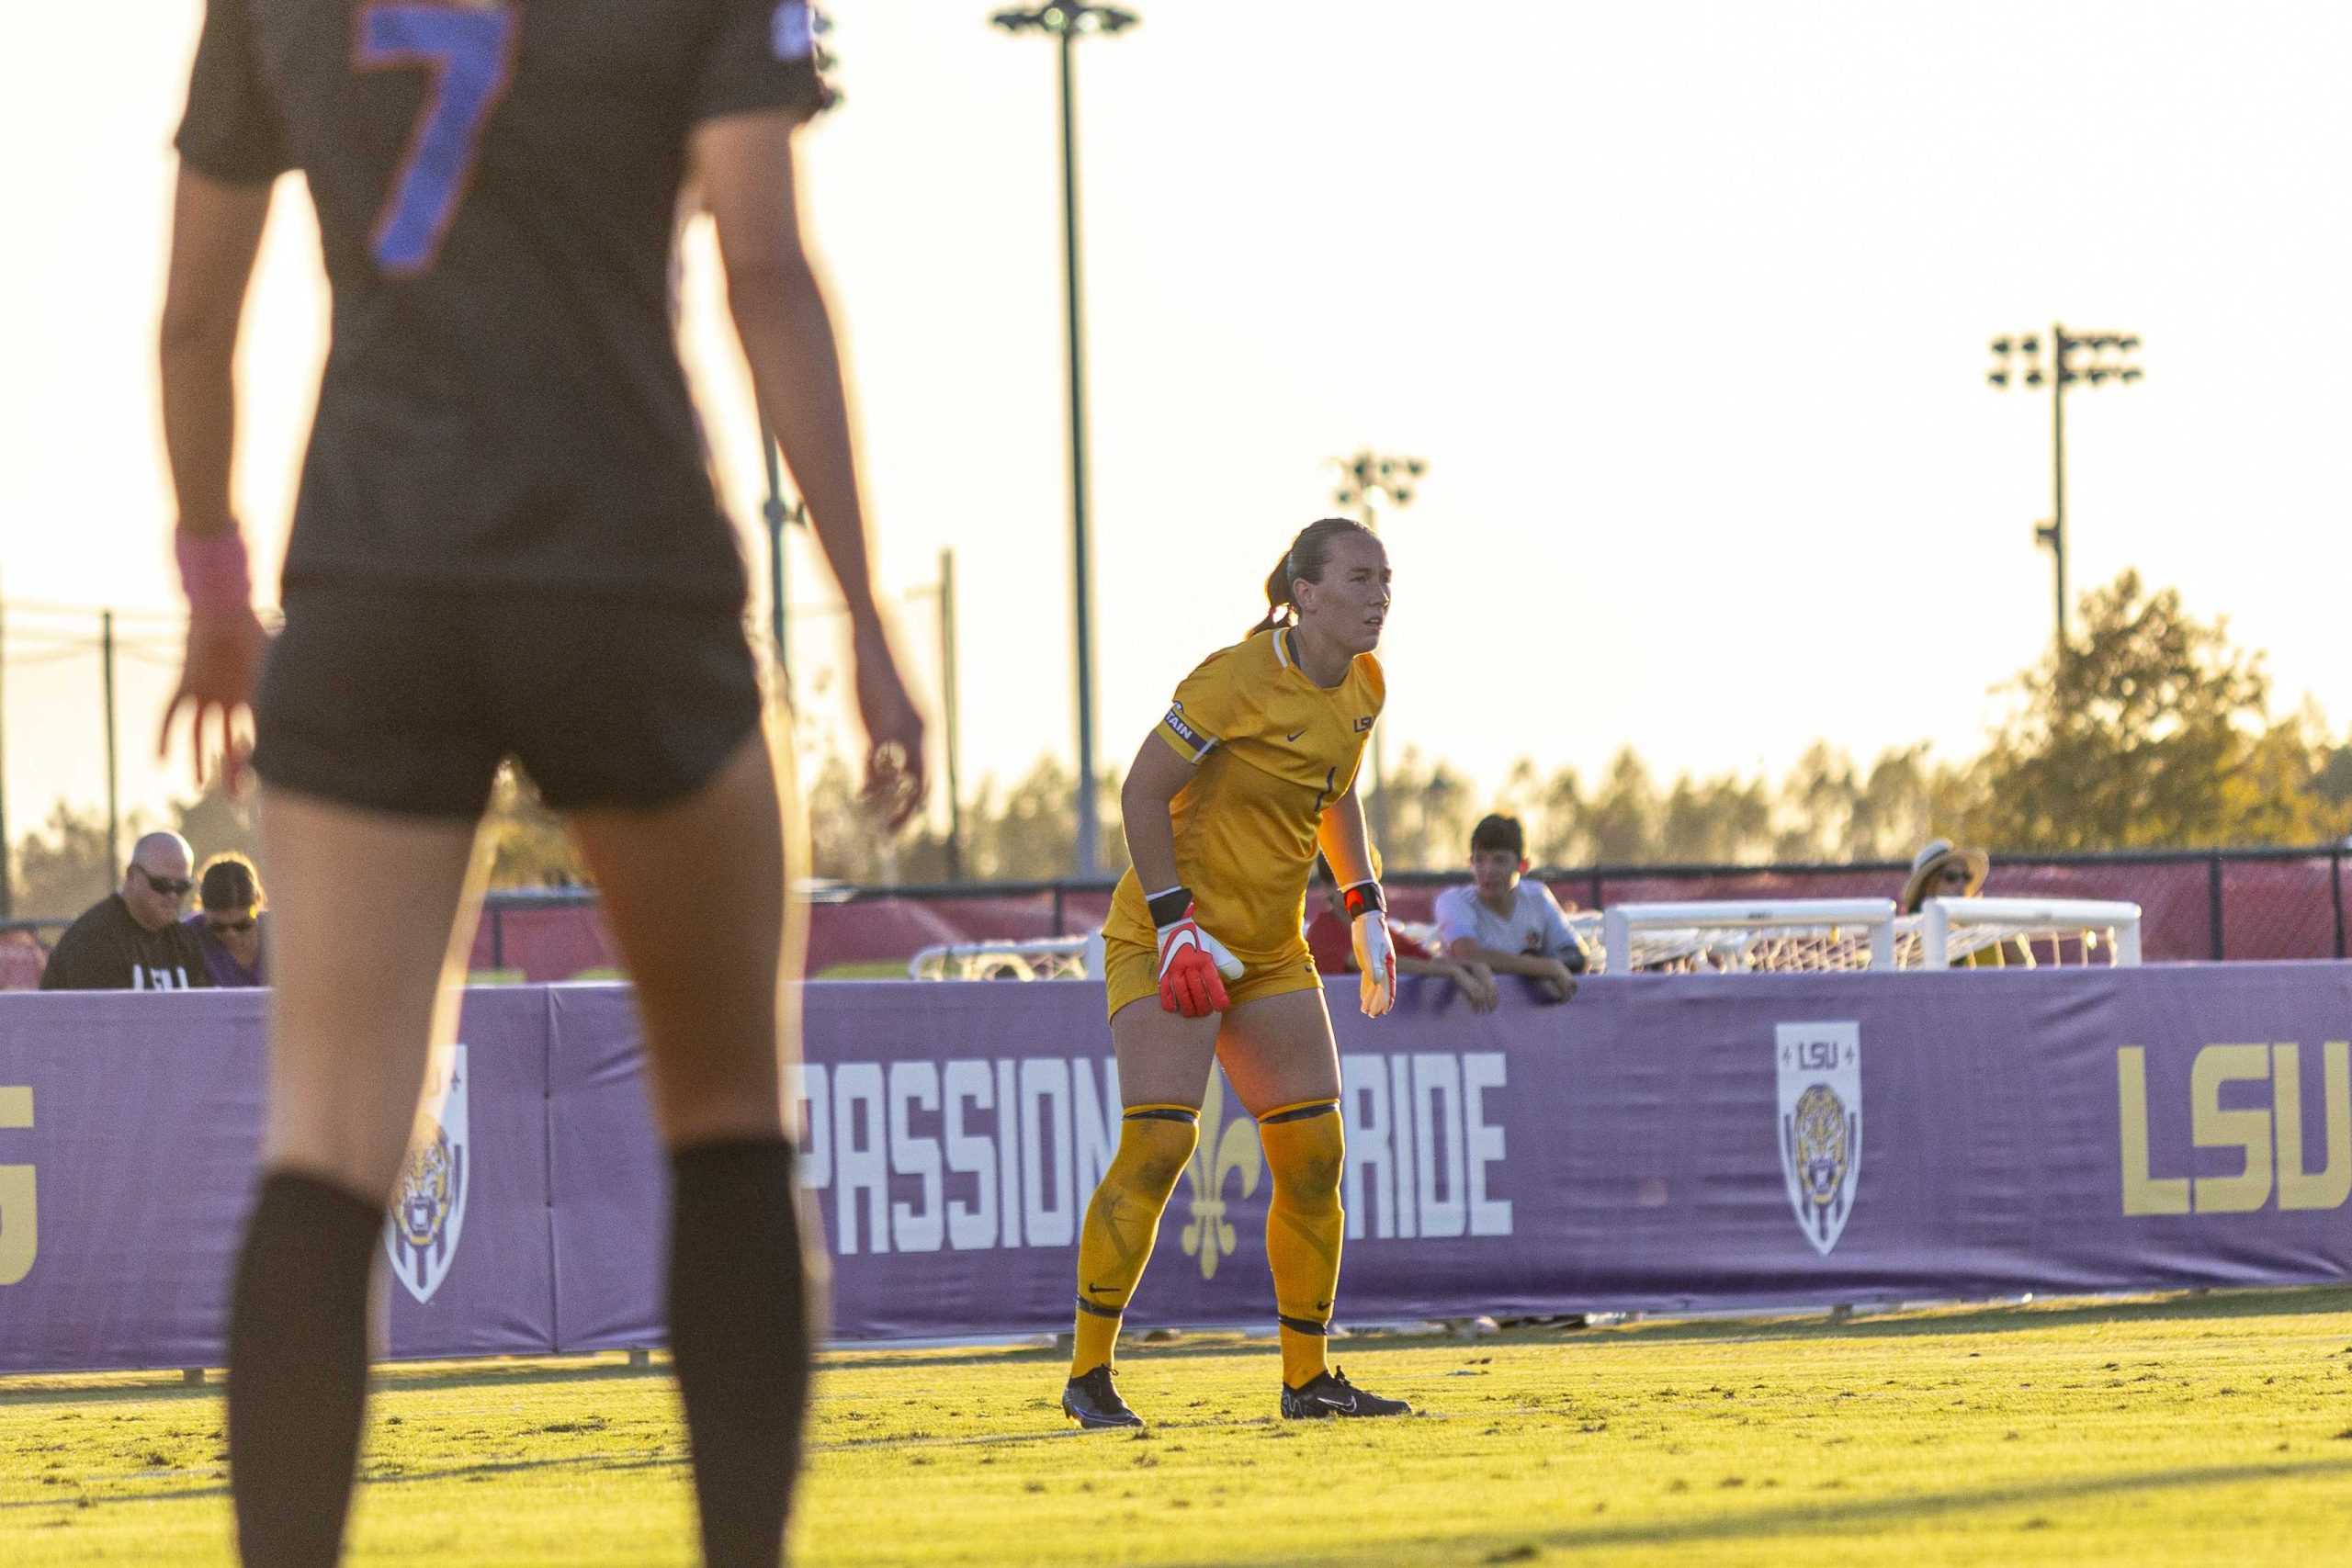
[8,572,2349,917]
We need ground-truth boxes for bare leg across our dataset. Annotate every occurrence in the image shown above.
[1109,994,1223,1113]
[565,730,808,1568]
[230,785,486,1568]
[1214,987,1341,1119]
[566,733,797,1147]
[259,789,490,1194]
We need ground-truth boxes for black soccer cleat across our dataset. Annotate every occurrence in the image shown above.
[1280,1366,1411,1420]
[1062,1365,1145,1429]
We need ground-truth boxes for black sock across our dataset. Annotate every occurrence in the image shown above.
[227,1170,382,1568]
[668,1137,813,1568]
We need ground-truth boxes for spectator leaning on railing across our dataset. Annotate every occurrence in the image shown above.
[188,852,267,987]
[1433,814,1587,1003]
[38,830,214,991]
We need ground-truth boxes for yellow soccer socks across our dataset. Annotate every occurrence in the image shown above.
[1069,1105,1200,1377]
[1260,1099,1346,1390]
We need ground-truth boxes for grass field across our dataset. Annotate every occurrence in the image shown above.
[5,1287,2349,1565]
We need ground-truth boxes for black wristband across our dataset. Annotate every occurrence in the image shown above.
[1341,882,1385,921]
[1147,886,1193,927]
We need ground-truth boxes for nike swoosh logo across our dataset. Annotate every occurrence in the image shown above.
[1315,1301,1331,1312]
[1286,728,1306,741]
[1315,1394,1357,1413]
[1085,1283,1115,1295]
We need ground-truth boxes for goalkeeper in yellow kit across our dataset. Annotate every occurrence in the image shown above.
[1062,516,1412,1428]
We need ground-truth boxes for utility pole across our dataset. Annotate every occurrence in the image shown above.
[101,609,119,878]
[991,1,1137,879]
[1987,325,2143,657]
[938,548,965,881]
[1331,450,1423,851]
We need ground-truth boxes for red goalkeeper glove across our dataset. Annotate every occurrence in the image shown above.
[1343,881,1396,1018]
[1150,887,1243,1018]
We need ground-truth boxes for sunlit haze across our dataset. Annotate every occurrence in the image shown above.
[6,2,2350,848]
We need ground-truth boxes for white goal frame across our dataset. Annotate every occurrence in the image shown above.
[1598,896,2143,974]
[901,897,2144,981]
[908,932,1102,982]
[1915,896,2143,968]
[1601,898,1899,974]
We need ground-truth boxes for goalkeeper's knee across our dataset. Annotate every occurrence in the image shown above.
[1261,1100,1344,1214]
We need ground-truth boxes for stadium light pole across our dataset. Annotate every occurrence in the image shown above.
[1987,325,2143,658]
[1332,450,1424,852]
[991,1,1137,880]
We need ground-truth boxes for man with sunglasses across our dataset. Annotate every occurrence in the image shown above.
[40,831,215,991]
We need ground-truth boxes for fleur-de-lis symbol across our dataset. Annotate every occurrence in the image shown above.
[1179,1072,1262,1280]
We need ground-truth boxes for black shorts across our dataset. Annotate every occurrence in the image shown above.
[253,581,764,818]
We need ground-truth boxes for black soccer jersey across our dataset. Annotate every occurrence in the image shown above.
[175,0,827,606]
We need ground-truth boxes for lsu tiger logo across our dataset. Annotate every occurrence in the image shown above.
[385,1045,469,1304]
[1776,1021,1861,1257]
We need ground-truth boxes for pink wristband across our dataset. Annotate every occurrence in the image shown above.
[175,527,253,614]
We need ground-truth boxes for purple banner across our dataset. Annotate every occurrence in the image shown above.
[3,966,2348,1372]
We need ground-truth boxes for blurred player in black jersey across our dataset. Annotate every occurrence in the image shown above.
[159,4,923,1563]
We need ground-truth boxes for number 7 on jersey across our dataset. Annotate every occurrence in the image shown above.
[356,4,518,276]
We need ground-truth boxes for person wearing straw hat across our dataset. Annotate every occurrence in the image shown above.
[1899,839,2028,967]
[1899,839,1986,914]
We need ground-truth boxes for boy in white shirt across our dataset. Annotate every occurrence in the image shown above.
[1432,814,1586,1003]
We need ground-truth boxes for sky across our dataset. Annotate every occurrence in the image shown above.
[5,1,2351,855]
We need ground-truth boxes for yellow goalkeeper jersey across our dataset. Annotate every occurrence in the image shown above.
[1103,627,1384,966]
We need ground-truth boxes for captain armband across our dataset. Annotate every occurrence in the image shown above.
[1160,703,1217,763]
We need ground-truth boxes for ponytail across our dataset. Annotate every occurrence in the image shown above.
[1246,516,1374,637]
[1248,549,1298,637]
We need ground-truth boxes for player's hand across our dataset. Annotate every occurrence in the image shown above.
[1156,906,1242,1018]
[850,612,928,830]
[1351,911,1396,1018]
[1456,960,1498,1015]
[158,604,269,792]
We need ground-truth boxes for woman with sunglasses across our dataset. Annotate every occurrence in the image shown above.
[188,852,267,988]
[1899,839,2030,968]
[159,4,925,1563]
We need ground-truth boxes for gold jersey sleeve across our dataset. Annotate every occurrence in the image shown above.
[1106,629,1385,964]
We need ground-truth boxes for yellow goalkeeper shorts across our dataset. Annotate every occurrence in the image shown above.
[1102,933,1325,1023]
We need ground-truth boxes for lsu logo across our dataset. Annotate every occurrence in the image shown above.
[0,1086,31,1286]
[1777,1021,1862,1257]
[2117,1043,2351,1215]
[1353,716,1373,732]
[1178,1072,1261,1280]
[385,1045,469,1304]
